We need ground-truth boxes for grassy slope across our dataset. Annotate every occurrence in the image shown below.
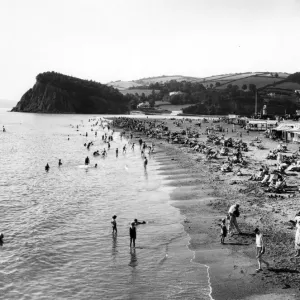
[119,89,160,96]
[215,76,284,89]
[110,72,291,91]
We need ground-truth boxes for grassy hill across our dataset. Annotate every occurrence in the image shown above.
[110,72,291,94]
[113,71,300,116]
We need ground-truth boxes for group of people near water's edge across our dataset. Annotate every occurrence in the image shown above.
[221,203,300,271]
[111,215,146,248]
[44,118,150,172]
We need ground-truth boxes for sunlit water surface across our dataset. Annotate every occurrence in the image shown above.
[0,110,211,300]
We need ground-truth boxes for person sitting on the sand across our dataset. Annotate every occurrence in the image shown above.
[268,179,277,190]
[260,172,270,185]
[236,168,242,176]
[249,168,264,181]
[221,162,232,173]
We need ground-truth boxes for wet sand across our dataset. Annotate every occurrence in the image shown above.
[113,117,300,300]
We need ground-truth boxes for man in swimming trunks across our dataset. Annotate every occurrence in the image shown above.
[111,215,117,234]
[130,222,136,247]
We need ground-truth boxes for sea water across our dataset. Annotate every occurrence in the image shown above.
[0,110,212,300]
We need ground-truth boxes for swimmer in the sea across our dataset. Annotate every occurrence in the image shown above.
[45,163,50,171]
[134,218,146,225]
[111,215,117,234]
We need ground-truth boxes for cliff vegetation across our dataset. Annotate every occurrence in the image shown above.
[12,72,129,114]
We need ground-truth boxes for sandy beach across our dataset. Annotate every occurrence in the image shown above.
[112,116,300,300]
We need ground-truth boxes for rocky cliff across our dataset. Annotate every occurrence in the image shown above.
[12,72,129,114]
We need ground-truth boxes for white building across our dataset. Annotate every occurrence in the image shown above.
[247,120,278,131]
[137,102,150,108]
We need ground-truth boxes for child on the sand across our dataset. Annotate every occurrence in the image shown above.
[220,218,227,244]
[254,228,269,271]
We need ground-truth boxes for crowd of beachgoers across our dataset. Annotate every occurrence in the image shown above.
[112,116,300,274]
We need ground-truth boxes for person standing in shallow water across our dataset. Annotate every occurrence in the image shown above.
[144,157,148,169]
[254,228,269,272]
[111,215,117,234]
[130,222,136,248]
[45,163,50,171]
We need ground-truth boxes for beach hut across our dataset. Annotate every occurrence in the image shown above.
[247,120,278,131]
[272,123,300,141]
[289,129,300,143]
[227,114,240,124]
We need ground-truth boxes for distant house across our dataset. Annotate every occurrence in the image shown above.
[272,122,300,142]
[169,91,183,96]
[137,102,150,108]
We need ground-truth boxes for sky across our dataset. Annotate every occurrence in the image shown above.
[0,0,300,101]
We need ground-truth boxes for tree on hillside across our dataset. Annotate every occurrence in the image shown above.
[140,93,146,102]
[216,82,221,87]
[210,83,214,88]
[274,73,279,78]
[287,72,300,83]
[149,98,155,107]
[227,84,233,90]
[242,84,247,90]
[249,84,256,94]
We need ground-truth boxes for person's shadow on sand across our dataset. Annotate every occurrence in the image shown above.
[268,267,300,274]
[224,242,250,246]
